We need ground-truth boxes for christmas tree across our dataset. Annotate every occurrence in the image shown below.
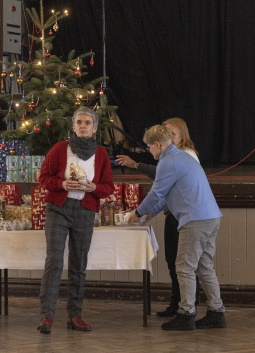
[0,1,116,155]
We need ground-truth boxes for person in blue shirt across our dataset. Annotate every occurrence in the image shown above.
[129,124,226,331]
[116,117,200,317]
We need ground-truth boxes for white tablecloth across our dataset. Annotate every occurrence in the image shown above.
[0,225,158,274]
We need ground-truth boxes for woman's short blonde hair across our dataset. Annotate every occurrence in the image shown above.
[143,125,173,146]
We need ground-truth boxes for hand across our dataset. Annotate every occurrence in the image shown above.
[127,210,141,224]
[78,179,96,192]
[145,213,153,222]
[128,212,152,225]
[62,179,81,191]
[116,155,135,168]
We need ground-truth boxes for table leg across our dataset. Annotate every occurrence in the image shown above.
[143,270,150,327]
[4,269,8,315]
[0,269,2,315]
[147,271,151,315]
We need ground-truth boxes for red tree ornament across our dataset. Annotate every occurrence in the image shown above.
[45,50,51,58]
[33,125,40,132]
[46,119,51,126]
[74,69,82,78]
[90,58,94,66]
[0,143,6,150]
[29,102,36,110]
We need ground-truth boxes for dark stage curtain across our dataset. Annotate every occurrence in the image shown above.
[43,0,255,165]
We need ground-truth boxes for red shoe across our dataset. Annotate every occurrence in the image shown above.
[37,317,53,335]
[67,317,91,331]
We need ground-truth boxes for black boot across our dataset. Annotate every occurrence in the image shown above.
[161,313,196,331]
[196,311,226,329]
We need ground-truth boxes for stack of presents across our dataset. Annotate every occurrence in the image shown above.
[0,141,144,231]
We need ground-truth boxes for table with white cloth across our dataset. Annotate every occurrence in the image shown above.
[0,225,158,326]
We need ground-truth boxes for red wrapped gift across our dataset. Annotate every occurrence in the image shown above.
[101,182,123,205]
[123,183,144,210]
[31,186,47,230]
[0,183,21,205]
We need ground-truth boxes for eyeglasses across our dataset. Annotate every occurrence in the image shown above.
[146,142,161,152]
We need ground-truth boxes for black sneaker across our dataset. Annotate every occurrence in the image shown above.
[161,313,196,331]
[157,307,178,317]
[196,311,226,329]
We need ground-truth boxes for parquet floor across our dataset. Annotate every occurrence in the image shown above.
[1,298,255,353]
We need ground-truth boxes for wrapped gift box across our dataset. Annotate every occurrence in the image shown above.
[31,155,45,168]
[31,186,47,230]
[5,205,32,220]
[123,183,144,210]
[6,170,19,182]
[0,183,21,205]
[101,182,123,204]
[0,140,29,182]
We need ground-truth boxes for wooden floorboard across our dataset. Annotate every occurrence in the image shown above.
[1,298,255,353]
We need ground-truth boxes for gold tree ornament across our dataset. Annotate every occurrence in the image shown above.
[9,148,16,155]
[17,76,23,84]
[74,98,81,107]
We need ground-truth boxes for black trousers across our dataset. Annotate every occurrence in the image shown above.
[164,212,200,309]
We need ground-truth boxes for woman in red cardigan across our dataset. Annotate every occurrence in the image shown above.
[37,107,114,335]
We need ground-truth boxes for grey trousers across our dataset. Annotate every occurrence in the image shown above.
[176,218,224,314]
[39,198,95,319]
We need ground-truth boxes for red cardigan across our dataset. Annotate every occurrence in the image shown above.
[39,141,114,212]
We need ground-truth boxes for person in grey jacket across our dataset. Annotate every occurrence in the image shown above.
[128,124,225,331]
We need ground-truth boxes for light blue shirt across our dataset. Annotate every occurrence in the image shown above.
[137,144,222,230]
